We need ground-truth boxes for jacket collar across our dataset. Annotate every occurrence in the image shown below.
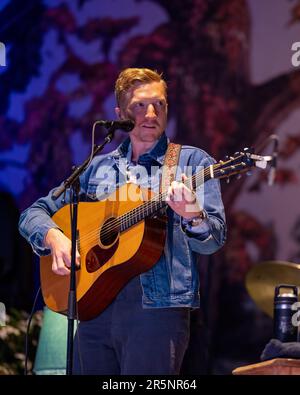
[112,132,169,165]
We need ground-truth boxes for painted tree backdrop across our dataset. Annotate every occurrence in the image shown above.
[1,0,300,373]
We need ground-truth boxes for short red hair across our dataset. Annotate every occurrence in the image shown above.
[115,68,167,107]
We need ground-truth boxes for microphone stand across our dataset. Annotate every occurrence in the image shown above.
[51,122,117,375]
[267,134,279,186]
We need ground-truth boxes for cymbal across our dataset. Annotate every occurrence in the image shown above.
[246,260,300,318]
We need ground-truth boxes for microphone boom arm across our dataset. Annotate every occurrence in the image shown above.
[51,123,117,200]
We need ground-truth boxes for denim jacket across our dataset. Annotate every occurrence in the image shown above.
[19,133,226,308]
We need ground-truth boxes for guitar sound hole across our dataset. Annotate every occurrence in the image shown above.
[100,217,119,247]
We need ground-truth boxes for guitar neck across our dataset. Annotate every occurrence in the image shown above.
[119,165,216,232]
[117,150,255,231]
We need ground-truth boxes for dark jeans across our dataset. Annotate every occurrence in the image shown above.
[73,276,190,375]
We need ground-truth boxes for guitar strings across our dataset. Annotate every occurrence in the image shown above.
[78,164,235,245]
[76,170,206,246]
[77,165,223,245]
[78,156,247,245]
[78,164,231,246]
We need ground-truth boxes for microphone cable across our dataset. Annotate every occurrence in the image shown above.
[24,286,41,375]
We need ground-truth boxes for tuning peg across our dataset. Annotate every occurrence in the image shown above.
[226,177,230,184]
[236,174,242,180]
[246,171,252,176]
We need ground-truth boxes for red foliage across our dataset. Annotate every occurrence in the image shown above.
[280,134,300,158]
[224,211,276,284]
[18,89,68,144]
[288,0,300,25]
[78,17,139,42]
[45,4,77,33]
[248,168,298,193]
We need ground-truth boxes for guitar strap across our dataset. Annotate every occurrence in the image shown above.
[160,142,182,192]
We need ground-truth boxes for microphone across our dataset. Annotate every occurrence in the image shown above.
[268,134,279,186]
[98,119,135,132]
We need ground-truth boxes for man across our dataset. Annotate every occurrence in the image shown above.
[19,68,226,375]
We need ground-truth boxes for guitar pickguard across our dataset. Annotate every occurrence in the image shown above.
[86,241,119,273]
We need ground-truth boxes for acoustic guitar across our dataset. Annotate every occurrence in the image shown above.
[40,149,260,320]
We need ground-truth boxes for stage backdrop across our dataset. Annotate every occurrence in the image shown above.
[0,0,300,374]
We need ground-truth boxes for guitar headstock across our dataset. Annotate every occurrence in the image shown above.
[214,148,256,181]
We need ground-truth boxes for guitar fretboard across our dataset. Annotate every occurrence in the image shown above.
[100,151,253,238]
[118,164,215,232]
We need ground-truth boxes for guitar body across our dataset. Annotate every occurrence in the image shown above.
[39,149,256,321]
[40,183,167,321]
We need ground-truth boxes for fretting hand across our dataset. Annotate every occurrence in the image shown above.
[166,174,203,219]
